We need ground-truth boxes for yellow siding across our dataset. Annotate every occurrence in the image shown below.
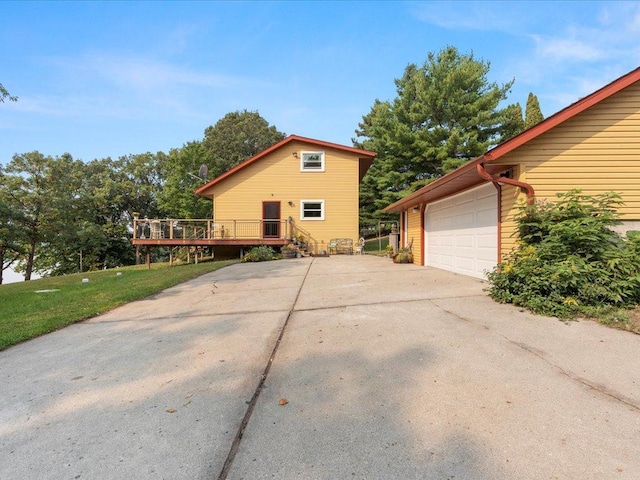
[201,141,361,251]
[407,207,423,265]
[494,81,640,258]
[498,184,520,259]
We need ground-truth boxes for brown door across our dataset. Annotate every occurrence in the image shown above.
[262,201,281,238]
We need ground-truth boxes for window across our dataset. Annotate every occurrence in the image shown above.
[301,200,325,220]
[300,151,325,172]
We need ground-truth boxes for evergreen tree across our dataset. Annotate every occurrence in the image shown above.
[355,46,514,224]
[501,103,525,140]
[524,92,544,129]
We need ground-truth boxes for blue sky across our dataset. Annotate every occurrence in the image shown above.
[1,0,640,165]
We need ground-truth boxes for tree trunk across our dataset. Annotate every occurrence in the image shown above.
[25,238,36,281]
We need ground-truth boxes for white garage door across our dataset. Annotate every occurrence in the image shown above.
[425,183,498,279]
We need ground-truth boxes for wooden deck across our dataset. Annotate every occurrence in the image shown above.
[131,218,292,248]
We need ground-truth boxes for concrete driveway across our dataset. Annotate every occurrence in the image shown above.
[1,256,639,479]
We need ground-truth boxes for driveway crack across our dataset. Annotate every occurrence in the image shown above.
[433,300,640,413]
[216,258,314,480]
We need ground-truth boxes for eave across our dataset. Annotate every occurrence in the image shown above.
[195,134,377,199]
[384,66,640,213]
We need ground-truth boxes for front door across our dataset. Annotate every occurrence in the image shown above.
[262,201,281,238]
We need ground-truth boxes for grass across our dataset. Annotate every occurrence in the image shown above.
[363,236,389,254]
[0,259,238,351]
[594,307,640,335]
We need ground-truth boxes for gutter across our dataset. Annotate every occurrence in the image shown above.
[476,162,535,205]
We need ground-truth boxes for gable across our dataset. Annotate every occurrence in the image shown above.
[196,135,376,199]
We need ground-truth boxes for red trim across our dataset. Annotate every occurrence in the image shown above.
[484,66,640,162]
[496,184,502,264]
[195,135,376,197]
[476,163,535,205]
[420,204,426,266]
[385,66,640,213]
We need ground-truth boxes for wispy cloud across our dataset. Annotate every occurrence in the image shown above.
[16,52,275,124]
[410,1,522,33]
[530,34,605,63]
[43,54,255,91]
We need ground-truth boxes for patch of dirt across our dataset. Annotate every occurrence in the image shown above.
[622,307,640,335]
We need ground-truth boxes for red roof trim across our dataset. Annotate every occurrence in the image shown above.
[485,66,640,161]
[384,66,640,212]
[195,134,376,196]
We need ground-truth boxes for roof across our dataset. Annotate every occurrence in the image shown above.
[385,66,640,212]
[195,134,377,197]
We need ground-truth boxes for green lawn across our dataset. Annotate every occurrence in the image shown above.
[0,260,238,351]
[363,236,389,254]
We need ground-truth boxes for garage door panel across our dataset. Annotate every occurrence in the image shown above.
[455,235,474,248]
[477,233,497,248]
[456,212,474,226]
[425,184,498,279]
[476,208,497,225]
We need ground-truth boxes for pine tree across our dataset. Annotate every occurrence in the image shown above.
[524,92,544,129]
[501,103,525,140]
[355,46,514,224]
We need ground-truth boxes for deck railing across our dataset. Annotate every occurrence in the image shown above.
[132,218,292,241]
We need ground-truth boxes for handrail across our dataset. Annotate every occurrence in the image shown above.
[132,218,291,241]
[288,219,321,254]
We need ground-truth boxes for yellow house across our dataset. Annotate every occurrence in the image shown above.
[193,135,376,254]
[385,66,640,279]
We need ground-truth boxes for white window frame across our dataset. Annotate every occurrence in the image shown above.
[300,199,325,221]
[300,151,325,172]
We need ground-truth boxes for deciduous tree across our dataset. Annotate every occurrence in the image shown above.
[203,110,285,178]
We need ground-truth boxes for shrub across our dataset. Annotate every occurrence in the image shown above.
[486,190,640,318]
[241,246,279,263]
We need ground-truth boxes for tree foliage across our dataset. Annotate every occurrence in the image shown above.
[157,141,211,219]
[355,46,515,225]
[524,92,544,129]
[487,190,640,318]
[203,110,286,178]
[0,110,286,282]
[158,110,285,220]
[0,83,17,103]
[501,103,525,140]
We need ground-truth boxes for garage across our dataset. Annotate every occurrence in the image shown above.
[425,183,498,279]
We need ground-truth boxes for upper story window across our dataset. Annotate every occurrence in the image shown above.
[300,151,325,172]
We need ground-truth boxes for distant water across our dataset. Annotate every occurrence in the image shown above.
[2,267,41,284]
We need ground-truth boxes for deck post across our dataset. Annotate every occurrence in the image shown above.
[146,247,151,270]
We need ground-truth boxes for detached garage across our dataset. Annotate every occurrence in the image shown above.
[385,66,640,280]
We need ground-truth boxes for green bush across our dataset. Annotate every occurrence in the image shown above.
[241,246,279,262]
[487,190,640,318]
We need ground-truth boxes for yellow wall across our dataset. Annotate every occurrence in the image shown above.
[199,140,361,252]
[407,207,423,265]
[494,81,640,258]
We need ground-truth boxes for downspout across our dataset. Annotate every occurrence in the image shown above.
[476,163,535,205]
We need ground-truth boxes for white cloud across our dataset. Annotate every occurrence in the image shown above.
[530,35,605,63]
[410,1,521,32]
